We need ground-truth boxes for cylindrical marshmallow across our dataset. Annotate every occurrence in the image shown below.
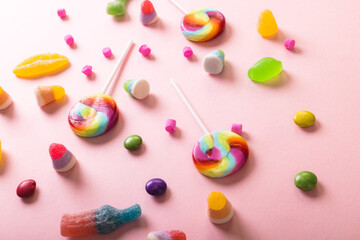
[203,50,225,74]
[123,79,150,100]
[165,119,176,133]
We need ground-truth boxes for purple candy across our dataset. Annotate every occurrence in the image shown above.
[145,178,167,196]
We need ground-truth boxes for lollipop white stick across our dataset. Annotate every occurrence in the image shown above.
[168,0,189,14]
[102,40,134,95]
[170,79,210,135]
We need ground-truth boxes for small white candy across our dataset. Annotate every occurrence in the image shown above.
[203,50,225,75]
[124,79,150,100]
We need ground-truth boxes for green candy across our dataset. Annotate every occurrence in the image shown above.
[107,0,127,16]
[294,171,317,190]
[124,135,142,150]
[248,57,282,82]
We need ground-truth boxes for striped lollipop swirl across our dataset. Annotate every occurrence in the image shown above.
[68,93,119,137]
[192,131,249,178]
[181,8,226,42]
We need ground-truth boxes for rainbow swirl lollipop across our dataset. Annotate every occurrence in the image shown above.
[181,8,225,42]
[68,40,133,138]
[68,94,119,137]
[193,131,249,178]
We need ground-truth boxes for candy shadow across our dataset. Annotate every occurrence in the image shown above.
[22,188,40,204]
[112,12,131,23]
[57,161,83,185]
[195,23,233,48]
[68,215,147,240]
[300,120,320,133]
[0,102,15,119]
[255,71,290,88]
[215,210,252,239]
[87,72,96,81]
[206,150,256,185]
[41,95,69,114]
[0,151,8,175]
[208,61,235,82]
[70,43,78,50]
[263,29,286,43]
[106,44,134,97]
[187,54,197,62]
[137,94,157,109]
[300,182,324,198]
[145,18,166,30]
[79,111,124,144]
[153,188,171,203]
[170,127,182,139]
[292,47,302,54]
[127,142,147,156]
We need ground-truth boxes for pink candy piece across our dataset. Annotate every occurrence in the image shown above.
[165,119,176,133]
[231,123,242,135]
[183,46,193,58]
[284,38,295,50]
[102,47,112,58]
[57,9,67,18]
[81,65,92,76]
[64,35,74,46]
[139,44,151,56]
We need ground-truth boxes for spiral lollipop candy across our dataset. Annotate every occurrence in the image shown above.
[170,79,249,178]
[168,0,226,42]
[68,40,133,137]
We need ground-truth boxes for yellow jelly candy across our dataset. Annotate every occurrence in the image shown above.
[293,110,316,127]
[13,53,69,78]
[257,9,278,38]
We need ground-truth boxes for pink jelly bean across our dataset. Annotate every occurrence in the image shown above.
[64,35,74,46]
[284,39,295,50]
[139,44,151,56]
[183,46,193,58]
[81,65,92,76]
[102,47,112,58]
[165,119,176,133]
[57,9,67,18]
[231,123,242,135]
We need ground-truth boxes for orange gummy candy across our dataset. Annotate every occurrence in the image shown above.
[257,9,278,38]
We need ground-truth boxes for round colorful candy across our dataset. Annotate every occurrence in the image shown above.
[192,131,249,178]
[294,171,317,190]
[124,135,142,150]
[181,8,226,42]
[68,93,119,137]
[293,110,316,127]
[145,178,167,196]
[16,179,36,198]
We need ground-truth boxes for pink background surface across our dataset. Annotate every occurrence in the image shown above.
[1,0,360,239]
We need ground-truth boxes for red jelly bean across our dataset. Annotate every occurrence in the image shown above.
[16,179,36,198]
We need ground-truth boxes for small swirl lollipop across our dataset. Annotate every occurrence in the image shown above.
[68,40,134,137]
[168,0,226,42]
[170,79,249,178]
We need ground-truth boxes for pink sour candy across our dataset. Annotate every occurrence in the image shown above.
[231,123,242,135]
[165,119,176,133]
[57,9,67,18]
[183,46,193,58]
[64,35,74,46]
[284,39,295,50]
[102,47,112,58]
[139,44,151,56]
[82,65,92,76]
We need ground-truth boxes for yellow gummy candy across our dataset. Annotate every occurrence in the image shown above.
[51,86,66,100]
[207,191,227,211]
[13,53,69,78]
[257,9,278,38]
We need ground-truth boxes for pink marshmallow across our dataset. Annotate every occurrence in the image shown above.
[64,35,74,46]
[231,124,242,135]
[81,65,92,76]
[102,47,112,58]
[57,9,66,18]
[139,44,151,56]
[183,46,193,58]
[165,119,176,133]
[284,39,295,50]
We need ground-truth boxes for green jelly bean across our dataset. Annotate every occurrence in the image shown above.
[248,57,282,82]
[107,0,127,16]
[293,110,316,127]
[124,135,142,150]
[294,171,317,190]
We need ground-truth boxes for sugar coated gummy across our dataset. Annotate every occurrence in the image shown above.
[293,110,316,127]
[257,9,278,37]
[61,204,141,237]
[294,171,317,190]
[147,230,187,240]
[207,191,233,224]
[140,0,158,25]
[49,143,77,172]
[107,0,127,16]
[248,57,282,82]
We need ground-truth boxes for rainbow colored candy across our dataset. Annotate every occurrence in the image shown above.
[181,8,226,42]
[68,93,119,137]
[192,131,249,178]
